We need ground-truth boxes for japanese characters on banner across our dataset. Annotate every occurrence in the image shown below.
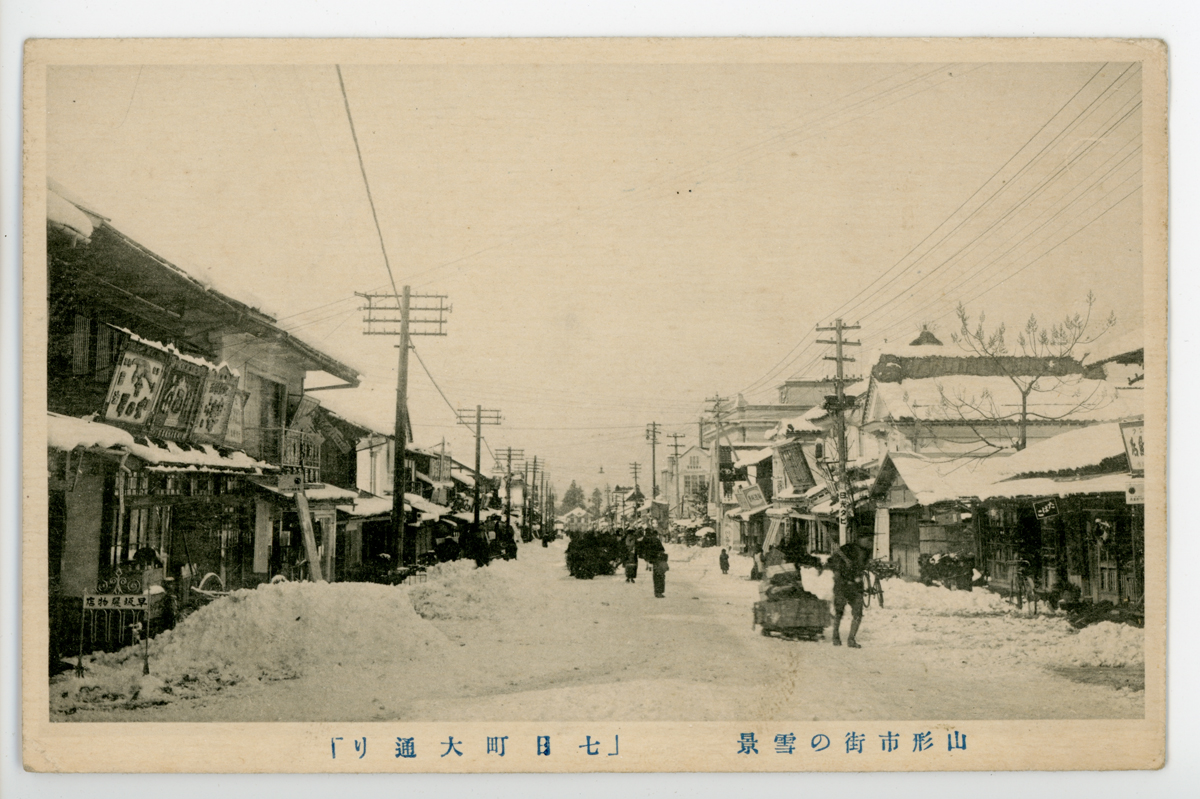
[102,337,244,448]
[1119,417,1145,477]
[776,441,816,491]
[190,365,240,445]
[149,357,207,441]
[102,338,168,427]
[224,389,250,447]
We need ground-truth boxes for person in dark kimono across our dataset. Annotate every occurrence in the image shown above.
[719,548,730,575]
[623,531,639,583]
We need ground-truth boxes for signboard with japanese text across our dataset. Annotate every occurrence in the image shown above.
[223,388,249,447]
[101,338,168,430]
[1032,498,1060,520]
[735,484,768,514]
[777,441,816,490]
[148,357,207,441]
[189,365,240,445]
[1120,417,1145,477]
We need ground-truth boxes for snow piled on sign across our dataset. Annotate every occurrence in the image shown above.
[52,581,453,713]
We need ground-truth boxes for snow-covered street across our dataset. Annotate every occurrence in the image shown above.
[52,539,1144,722]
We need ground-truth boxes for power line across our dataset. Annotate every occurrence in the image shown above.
[736,64,1137,395]
[336,65,400,302]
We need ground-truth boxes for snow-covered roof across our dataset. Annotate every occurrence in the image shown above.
[981,472,1133,501]
[452,471,476,488]
[766,405,828,440]
[118,327,240,377]
[984,422,1127,479]
[48,187,96,241]
[733,448,773,468]
[874,452,995,507]
[48,413,275,473]
[48,413,136,452]
[338,495,394,518]
[869,375,1141,424]
[302,484,361,502]
[1082,329,1145,366]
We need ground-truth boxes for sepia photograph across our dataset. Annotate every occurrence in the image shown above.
[19,37,1166,773]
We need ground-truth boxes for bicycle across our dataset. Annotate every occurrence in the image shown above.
[861,570,885,609]
[1003,559,1036,611]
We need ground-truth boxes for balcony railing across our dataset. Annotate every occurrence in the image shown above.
[245,427,321,483]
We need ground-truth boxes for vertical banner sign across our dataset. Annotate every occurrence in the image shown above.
[777,442,816,490]
[224,389,250,447]
[148,357,207,441]
[190,366,240,445]
[1119,418,1145,477]
[102,339,168,430]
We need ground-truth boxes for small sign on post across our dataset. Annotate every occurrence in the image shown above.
[1119,417,1145,477]
[1032,498,1059,520]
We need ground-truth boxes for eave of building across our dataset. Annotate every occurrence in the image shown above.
[50,220,359,387]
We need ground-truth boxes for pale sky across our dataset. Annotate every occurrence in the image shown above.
[46,61,1144,495]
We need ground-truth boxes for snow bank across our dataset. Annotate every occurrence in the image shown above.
[1046,622,1145,668]
[408,560,515,621]
[52,581,452,714]
[880,578,1012,616]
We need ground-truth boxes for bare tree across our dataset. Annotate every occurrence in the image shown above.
[942,292,1117,451]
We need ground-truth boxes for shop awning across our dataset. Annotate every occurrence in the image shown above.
[49,412,275,474]
[763,516,786,551]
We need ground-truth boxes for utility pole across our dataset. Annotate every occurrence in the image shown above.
[359,287,450,565]
[456,406,501,530]
[527,456,539,539]
[496,447,524,544]
[816,318,861,546]
[645,422,661,499]
[706,394,728,548]
[667,433,685,518]
[629,461,641,489]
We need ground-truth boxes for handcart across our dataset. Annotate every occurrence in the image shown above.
[753,595,831,641]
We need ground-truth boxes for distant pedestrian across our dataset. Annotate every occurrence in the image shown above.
[624,533,639,583]
[637,533,668,598]
[719,549,729,575]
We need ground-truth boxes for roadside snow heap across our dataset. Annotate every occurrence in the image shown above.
[1047,621,1145,668]
[52,581,453,714]
[407,560,514,621]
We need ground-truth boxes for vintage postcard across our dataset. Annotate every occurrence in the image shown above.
[22,38,1166,772]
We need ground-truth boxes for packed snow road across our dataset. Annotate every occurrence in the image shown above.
[52,539,1144,721]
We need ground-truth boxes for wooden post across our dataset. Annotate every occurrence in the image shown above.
[293,492,325,582]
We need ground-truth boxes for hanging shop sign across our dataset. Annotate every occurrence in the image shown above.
[776,441,816,490]
[1119,417,1145,477]
[1125,479,1145,505]
[1032,498,1060,520]
[735,484,769,514]
[102,339,169,430]
[223,389,250,447]
[190,365,240,445]
[148,357,208,441]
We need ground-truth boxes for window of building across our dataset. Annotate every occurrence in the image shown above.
[688,455,700,469]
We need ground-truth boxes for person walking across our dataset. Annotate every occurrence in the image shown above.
[650,553,669,598]
[719,548,730,575]
[828,531,873,648]
[638,533,668,598]
[623,531,639,583]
